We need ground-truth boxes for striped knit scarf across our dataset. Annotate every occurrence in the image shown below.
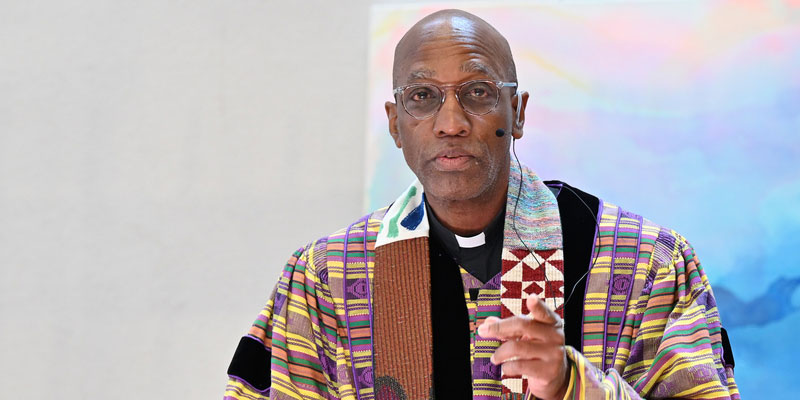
[372,162,564,399]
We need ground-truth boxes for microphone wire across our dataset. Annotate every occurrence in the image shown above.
[509,138,601,313]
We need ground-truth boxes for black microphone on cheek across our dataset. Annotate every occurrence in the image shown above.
[495,128,506,137]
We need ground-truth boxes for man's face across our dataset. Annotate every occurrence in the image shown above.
[386,31,522,204]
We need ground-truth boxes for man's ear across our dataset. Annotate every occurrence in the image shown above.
[385,101,402,148]
[511,91,529,140]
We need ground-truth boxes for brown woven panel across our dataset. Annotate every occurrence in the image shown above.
[373,237,433,400]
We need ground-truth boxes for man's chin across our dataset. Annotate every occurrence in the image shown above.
[417,167,499,201]
[421,181,487,203]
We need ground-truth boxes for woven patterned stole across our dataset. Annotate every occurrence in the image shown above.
[373,238,433,399]
[498,164,564,396]
[371,182,433,399]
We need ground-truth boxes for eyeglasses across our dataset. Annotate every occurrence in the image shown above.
[393,80,517,120]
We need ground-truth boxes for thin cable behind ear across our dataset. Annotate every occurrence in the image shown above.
[510,137,553,312]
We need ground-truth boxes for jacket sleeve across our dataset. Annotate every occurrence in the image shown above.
[560,235,740,399]
[224,241,338,400]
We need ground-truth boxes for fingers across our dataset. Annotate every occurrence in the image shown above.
[477,296,563,341]
[490,340,563,365]
[492,342,570,400]
[477,315,564,342]
[499,358,559,378]
[500,357,569,400]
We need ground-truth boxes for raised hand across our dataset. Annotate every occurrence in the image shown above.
[477,296,569,400]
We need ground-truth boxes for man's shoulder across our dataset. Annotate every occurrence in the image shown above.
[548,180,690,256]
[293,206,391,263]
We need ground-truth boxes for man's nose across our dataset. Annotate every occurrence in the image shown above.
[432,91,469,137]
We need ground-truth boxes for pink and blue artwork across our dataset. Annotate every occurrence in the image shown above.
[365,2,800,398]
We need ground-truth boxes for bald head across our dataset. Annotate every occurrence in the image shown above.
[392,9,517,87]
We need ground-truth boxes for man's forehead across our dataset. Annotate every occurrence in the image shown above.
[405,60,500,82]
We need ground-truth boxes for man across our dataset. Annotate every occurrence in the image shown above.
[225,9,738,400]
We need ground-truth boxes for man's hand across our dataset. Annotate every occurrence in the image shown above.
[477,296,569,400]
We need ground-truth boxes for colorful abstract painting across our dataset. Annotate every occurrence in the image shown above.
[365,1,800,397]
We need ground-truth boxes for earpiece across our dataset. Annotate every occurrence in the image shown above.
[514,91,527,127]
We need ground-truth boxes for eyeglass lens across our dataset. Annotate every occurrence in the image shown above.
[402,81,500,119]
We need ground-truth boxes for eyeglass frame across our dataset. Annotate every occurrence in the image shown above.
[392,80,518,120]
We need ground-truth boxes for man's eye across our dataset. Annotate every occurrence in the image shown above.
[409,88,437,101]
[464,85,489,97]
[412,92,429,100]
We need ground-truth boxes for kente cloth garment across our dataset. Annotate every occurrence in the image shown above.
[224,163,740,400]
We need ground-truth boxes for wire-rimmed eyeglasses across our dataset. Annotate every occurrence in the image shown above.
[393,80,517,120]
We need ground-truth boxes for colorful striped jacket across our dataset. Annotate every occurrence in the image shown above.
[224,165,738,399]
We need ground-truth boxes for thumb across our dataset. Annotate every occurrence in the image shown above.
[526,295,557,324]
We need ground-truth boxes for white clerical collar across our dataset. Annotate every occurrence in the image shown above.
[454,232,486,248]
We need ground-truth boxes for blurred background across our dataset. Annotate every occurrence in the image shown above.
[1,1,797,398]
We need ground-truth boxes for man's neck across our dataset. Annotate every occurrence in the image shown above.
[425,182,508,237]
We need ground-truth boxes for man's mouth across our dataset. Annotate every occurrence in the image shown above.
[433,150,474,171]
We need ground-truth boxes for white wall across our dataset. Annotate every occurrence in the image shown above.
[0,1,409,398]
